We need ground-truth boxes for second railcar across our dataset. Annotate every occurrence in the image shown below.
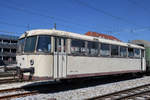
[131,40,150,72]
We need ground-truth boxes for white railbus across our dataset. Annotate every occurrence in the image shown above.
[17,29,146,80]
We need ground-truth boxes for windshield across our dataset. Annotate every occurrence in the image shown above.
[24,36,37,52]
[17,38,25,53]
[37,35,51,52]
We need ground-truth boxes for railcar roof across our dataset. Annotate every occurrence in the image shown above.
[20,29,144,49]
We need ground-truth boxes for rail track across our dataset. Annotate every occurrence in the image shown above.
[0,75,146,100]
[0,87,38,100]
[0,81,58,100]
[0,70,28,85]
[86,83,150,100]
[0,78,33,85]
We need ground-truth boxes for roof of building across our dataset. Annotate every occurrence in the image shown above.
[0,34,18,40]
[20,29,144,49]
[85,31,121,41]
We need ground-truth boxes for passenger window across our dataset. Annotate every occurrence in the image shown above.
[71,39,86,55]
[64,39,66,52]
[54,38,61,52]
[54,37,66,52]
[100,43,110,56]
[128,48,134,57]
[120,46,127,57]
[111,45,119,56]
[37,35,51,52]
[87,41,99,56]
[54,38,57,52]
[134,49,140,58]
[58,38,61,52]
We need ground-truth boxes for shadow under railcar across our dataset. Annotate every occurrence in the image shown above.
[21,73,142,94]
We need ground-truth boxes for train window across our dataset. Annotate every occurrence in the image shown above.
[37,36,51,52]
[17,38,25,53]
[58,38,61,52]
[24,36,37,52]
[64,39,66,52]
[71,39,86,55]
[100,43,110,56]
[141,50,144,58]
[54,37,66,52]
[54,38,61,52]
[134,49,140,58]
[128,48,134,57]
[55,38,57,52]
[111,45,119,56]
[87,41,99,56]
[120,46,127,57]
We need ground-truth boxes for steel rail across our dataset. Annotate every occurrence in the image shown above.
[0,90,38,100]
[0,87,38,100]
[86,83,150,100]
[116,90,150,100]
[0,87,24,93]
[0,78,34,85]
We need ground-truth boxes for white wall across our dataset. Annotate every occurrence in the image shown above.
[67,56,142,75]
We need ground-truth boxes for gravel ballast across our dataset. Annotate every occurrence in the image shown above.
[8,76,150,100]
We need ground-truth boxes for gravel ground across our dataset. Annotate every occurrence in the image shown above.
[9,76,150,100]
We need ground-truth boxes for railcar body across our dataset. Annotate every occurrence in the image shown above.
[17,29,146,80]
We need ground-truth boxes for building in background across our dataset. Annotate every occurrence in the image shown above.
[85,31,121,42]
[0,34,18,65]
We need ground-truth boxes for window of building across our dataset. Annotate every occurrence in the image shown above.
[11,40,17,44]
[100,43,110,56]
[0,59,5,66]
[111,45,119,56]
[37,35,51,52]
[11,49,16,53]
[87,41,99,56]
[12,57,16,61]
[3,48,10,53]
[24,36,37,52]
[3,40,10,44]
[120,46,127,57]
[3,56,9,61]
[71,39,86,55]
[128,48,134,57]
[134,49,140,58]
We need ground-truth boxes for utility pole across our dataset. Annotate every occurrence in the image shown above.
[54,23,56,30]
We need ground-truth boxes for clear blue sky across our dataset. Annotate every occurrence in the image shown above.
[0,0,150,42]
